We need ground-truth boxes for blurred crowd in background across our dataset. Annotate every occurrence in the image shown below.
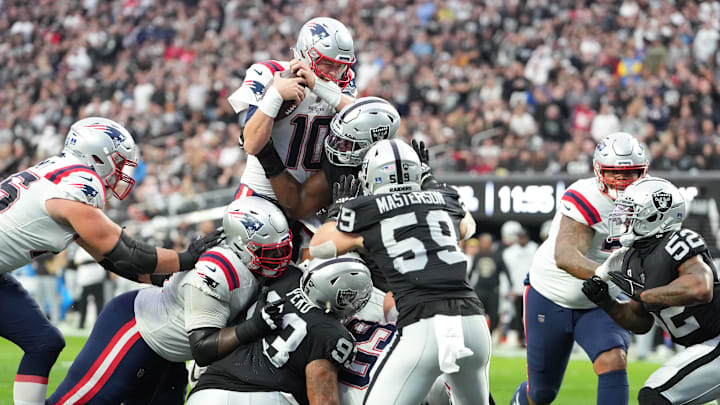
[2,0,720,220]
[1,0,720,354]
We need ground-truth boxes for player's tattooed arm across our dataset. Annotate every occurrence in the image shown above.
[554,215,600,280]
[305,359,340,405]
[605,299,654,334]
[641,255,713,306]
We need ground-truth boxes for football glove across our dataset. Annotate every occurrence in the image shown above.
[325,174,359,222]
[178,228,225,271]
[594,247,628,280]
[581,276,615,311]
[608,271,645,302]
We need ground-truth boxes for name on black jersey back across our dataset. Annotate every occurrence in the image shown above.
[375,191,447,214]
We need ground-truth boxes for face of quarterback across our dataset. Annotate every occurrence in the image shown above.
[315,58,348,82]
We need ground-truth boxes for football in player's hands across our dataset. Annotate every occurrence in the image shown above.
[275,69,303,121]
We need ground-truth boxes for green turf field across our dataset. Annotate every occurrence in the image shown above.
[0,337,698,404]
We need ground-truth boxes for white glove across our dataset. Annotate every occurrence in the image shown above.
[594,247,629,280]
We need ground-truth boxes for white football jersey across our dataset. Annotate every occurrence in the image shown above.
[134,245,260,362]
[227,60,357,200]
[0,154,106,273]
[529,177,622,309]
[339,288,398,405]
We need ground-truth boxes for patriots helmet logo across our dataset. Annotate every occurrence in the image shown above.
[229,211,264,238]
[244,80,266,102]
[86,124,126,148]
[307,22,331,42]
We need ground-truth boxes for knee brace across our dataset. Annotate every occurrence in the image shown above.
[638,387,672,405]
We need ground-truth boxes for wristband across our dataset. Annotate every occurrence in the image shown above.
[255,140,285,178]
[312,77,342,108]
[258,86,284,118]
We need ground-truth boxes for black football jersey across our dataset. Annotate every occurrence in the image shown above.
[623,228,720,346]
[337,186,477,325]
[190,266,356,405]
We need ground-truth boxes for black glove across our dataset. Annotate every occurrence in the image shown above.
[325,174,359,222]
[255,138,286,179]
[149,273,173,287]
[235,294,287,344]
[178,228,225,271]
[582,276,616,311]
[608,271,645,302]
[411,139,439,189]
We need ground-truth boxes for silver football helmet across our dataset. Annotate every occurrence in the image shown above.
[358,139,422,195]
[293,17,355,86]
[223,196,292,278]
[300,253,372,319]
[608,177,686,247]
[325,97,400,167]
[62,117,138,200]
[593,132,649,199]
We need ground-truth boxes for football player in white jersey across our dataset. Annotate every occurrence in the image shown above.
[252,96,400,222]
[227,17,357,259]
[227,16,357,201]
[0,117,221,405]
[510,132,649,405]
[47,196,291,404]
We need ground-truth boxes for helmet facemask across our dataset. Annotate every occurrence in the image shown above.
[608,200,637,246]
[594,164,647,200]
[104,152,137,200]
[324,129,371,167]
[243,232,293,278]
[308,50,353,86]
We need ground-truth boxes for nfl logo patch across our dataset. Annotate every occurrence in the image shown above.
[537,314,545,323]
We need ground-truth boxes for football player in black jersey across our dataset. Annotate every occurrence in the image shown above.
[309,139,491,405]
[186,253,373,405]
[252,96,400,221]
[582,177,720,405]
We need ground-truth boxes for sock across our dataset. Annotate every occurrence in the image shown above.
[597,370,629,405]
[14,375,48,405]
[14,349,62,405]
[510,381,531,405]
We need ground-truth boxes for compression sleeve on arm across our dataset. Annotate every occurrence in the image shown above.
[99,230,158,278]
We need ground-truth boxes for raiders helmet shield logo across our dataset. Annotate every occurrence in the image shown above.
[370,125,390,141]
[652,191,672,212]
[336,288,358,307]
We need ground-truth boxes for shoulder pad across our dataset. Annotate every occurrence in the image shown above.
[47,165,106,208]
[663,228,708,263]
[559,185,602,226]
[182,247,242,301]
[227,60,288,113]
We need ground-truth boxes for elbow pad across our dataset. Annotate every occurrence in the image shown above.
[100,230,158,277]
[188,328,221,367]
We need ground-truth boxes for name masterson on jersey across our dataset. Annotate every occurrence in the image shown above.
[376,190,447,214]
